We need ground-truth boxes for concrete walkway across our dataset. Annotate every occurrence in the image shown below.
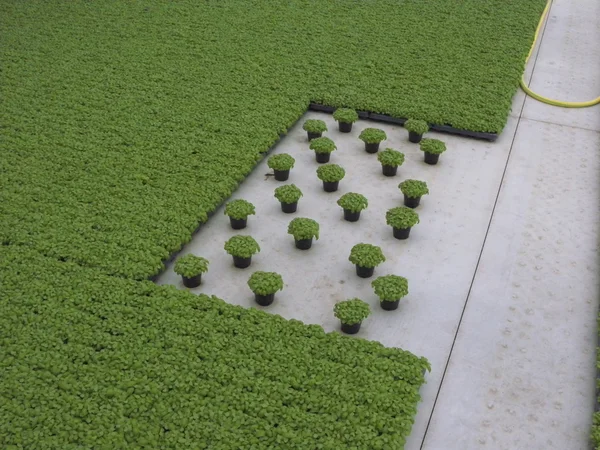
[421,0,600,448]
[157,1,600,448]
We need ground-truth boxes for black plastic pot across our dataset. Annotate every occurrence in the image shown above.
[408,131,422,143]
[380,299,400,311]
[365,142,380,154]
[182,274,202,288]
[307,131,322,141]
[274,169,290,181]
[339,122,353,133]
[255,293,275,306]
[295,238,313,250]
[322,181,339,192]
[424,152,440,165]
[393,227,411,240]
[356,265,375,278]
[343,209,361,222]
[232,256,252,268]
[382,165,398,177]
[230,217,247,230]
[315,152,331,164]
[341,321,361,334]
[281,201,298,213]
[403,194,421,208]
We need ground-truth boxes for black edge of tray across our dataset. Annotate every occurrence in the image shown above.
[308,103,498,142]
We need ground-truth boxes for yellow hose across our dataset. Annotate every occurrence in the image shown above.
[520,0,600,107]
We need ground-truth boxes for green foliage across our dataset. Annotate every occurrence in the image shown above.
[309,137,337,154]
[419,138,447,155]
[0,246,430,449]
[0,0,544,279]
[337,193,368,213]
[404,119,429,135]
[333,108,359,124]
[302,119,328,133]
[248,271,284,295]
[377,148,405,167]
[359,128,387,144]
[386,207,420,229]
[592,412,600,449]
[372,275,409,301]
[274,184,303,204]
[224,199,256,220]
[316,164,346,182]
[399,179,430,198]
[287,218,319,241]
[334,299,371,325]
[224,235,261,258]
[174,254,209,278]
[267,153,295,171]
[349,244,386,269]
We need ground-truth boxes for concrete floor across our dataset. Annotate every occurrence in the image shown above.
[156,0,600,448]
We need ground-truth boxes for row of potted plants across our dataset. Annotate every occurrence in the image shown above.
[174,239,394,284]
[300,112,446,164]
[224,195,423,241]
[174,252,409,333]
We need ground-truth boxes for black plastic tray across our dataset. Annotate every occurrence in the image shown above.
[308,103,498,142]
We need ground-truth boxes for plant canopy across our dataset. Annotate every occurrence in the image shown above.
[224,199,256,220]
[386,207,420,229]
[337,193,368,213]
[359,128,387,144]
[224,235,261,258]
[399,180,430,198]
[267,153,296,171]
[377,148,405,167]
[372,275,409,301]
[247,271,284,295]
[316,164,345,182]
[287,218,320,241]
[174,254,209,278]
[274,184,303,204]
[334,298,371,325]
[349,243,386,269]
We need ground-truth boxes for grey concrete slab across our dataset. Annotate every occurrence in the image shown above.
[521,0,600,131]
[155,111,518,447]
[421,119,600,450]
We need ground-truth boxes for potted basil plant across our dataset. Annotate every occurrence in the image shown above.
[371,275,409,310]
[336,192,368,222]
[377,148,405,177]
[274,184,303,213]
[309,137,337,164]
[358,128,387,153]
[386,207,420,240]
[224,199,255,229]
[349,243,386,278]
[302,119,328,141]
[419,138,447,165]
[333,108,359,133]
[334,298,371,334]
[404,119,429,143]
[267,153,295,181]
[316,164,345,192]
[224,235,260,268]
[247,271,284,306]
[287,217,319,250]
[398,179,429,208]
[174,254,209,288]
